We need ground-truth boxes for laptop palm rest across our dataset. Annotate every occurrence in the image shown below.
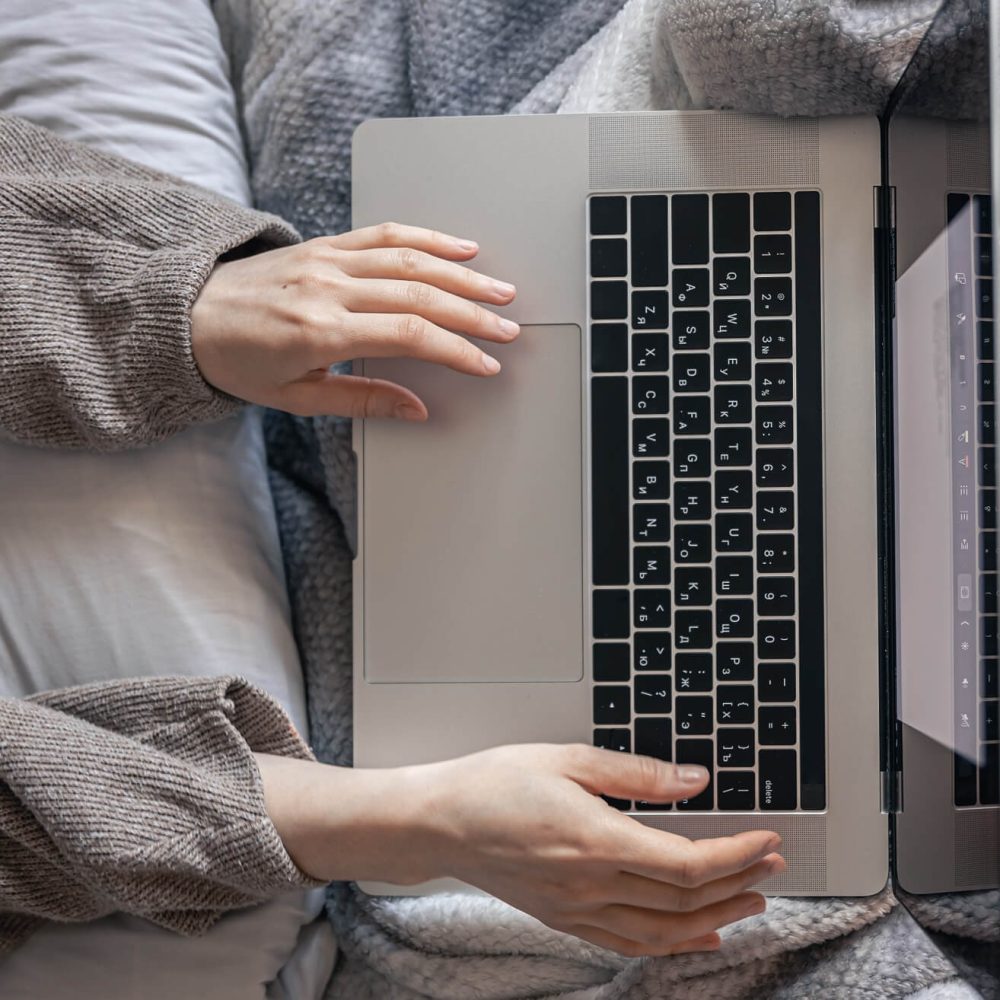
[360,324,584,684]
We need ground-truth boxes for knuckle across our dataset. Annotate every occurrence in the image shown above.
[376,221,403,244]
[674,849,706,890]
[394,247,423,275]
[394,313,426,346]
[405,280,435,310]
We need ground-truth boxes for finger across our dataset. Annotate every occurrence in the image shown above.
[566,745,713,803]
[569,925,722,959]
[277,372,428,421]
[328,312,502,377]
[325,223,480,260]
[338,278,520,345]
[336,247,516,306]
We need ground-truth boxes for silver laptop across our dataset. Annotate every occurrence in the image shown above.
[350,0,998,897]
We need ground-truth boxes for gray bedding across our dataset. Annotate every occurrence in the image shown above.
[212,0,999,994]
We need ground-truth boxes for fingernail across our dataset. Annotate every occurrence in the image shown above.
[454,238,478,253]
[677,765,709,785]
[491,279,516,298]
[394,403,424,421]
[765,857,785,875]
[764,834,782,854]
[498,317,520,337]
[482,355,501,374]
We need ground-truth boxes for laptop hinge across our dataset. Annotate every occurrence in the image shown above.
[880,767,904,814]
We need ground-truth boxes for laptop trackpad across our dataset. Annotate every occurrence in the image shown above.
[361,324,584,684]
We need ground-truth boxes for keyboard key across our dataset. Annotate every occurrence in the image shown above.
[675,481,712,520]
[593,643,630,681]
[676,739,714,809]
[757,577,796,616]
[983,493,997,530]
[981,449,996,487]
[718,730,755,768]
[982,699,998,740]
[716,513,753,552]
[714,385,752,424]
[593,727,631,753]
[593,684,630,724]
[981,744,999,805]
[630,194,669,286]
[760,706,797,745]
[632,376,670,414]
[982,616,998,655]
[715,427,752,466]
[675,609,713,649]
[759,620,796,659]
[675,566,712,606]
[672,194,709,265]
[756,450,794,488]
[974,193,993,234]
[759,662,797,702]
[673,310,710,350]
[716,555,753,595]
[717,685,754,724]
[714,342,752,382]
[673,268,710,308]
[759,750,798,809]
[634,591,671,629]
[674,524,712,564]
[754,277,792,316]
[676,697,714,735]
[980,406,995,446]
[955,751,977,807]
[674,353,710,392]
[756,405,794,444]
[674,439,712,478]
[757,534,795,572]
[632,290,669,330]
[753,234,792,274]
[756,363,794,401]
[676,653,713,692]
[674,396,711,435]
[590,238,627,277]
[756,491,795,529]
[717,642,755,680]
[981,361,995,401]
[632,333,669,371]
[591,376,629,585]
[717,771,755,810]
[983,533,997,573]
[976,237,993,278]
[713,299,751,338]
[593,589,630,638]
[755,319,793,359]
[981,321,995,360]
[591,281,628,319]
[633,418,670,457]
[717,600,754,639]
[633,461,670,500]
[713,193,751,253]
[591,323,628,372]
[634,673,672,714]
[714,257,751,296]
[634,546,670,586]
[979,280,994,320]
[715,470,753,509]
[985,659,999,697]
[635,717,672,760]
[633,502,670,542]
[590,195,627,235]
[754,192,791,232]
[635,631,671,671]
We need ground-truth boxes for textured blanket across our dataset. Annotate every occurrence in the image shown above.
[212,0,999,995]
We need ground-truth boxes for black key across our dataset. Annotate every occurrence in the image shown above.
[633,418,670,458]
[676,653,713,692]
[714,257,751,296]
[759,662,797,702]
[983,533,997,573]
[756,450,794,488]
[601,795,632,810]
[633,376,670,415]
[717,641,755,680]
[976,237,993,278]
[955,750,977,806]
[981,361,995,402]
[714,343,752,382]
[634,673,672,715]
[717,685,755,725]
[981,405,995,446]
[715,470,753,509]
[590,195,627,235]
[980,280,995,321]
[675,481,712,520]
[981,744,1000,805]
[760,706,797,745]
[983,492,997,530]
[674,353,710,393]
[593,589,629,638]
[676,697,713,735]
[755,277,792,316]
[757,491,795,530]
[674,439,712,479]
[673,310,710,351]
[593,643,630,681]
[630,194,669,286]
[713,193,751,253]
[593,727,631,753]
[633,461,670,500]
[713,299,751,339]
[754,234,793,274]
[590,238,627,277]
[716,556,753,596]
[717,599,754,639]
[634,591,671,630]
[716,513,753,553]
[674,396,711,435]
[591,376,629,584]
[754,192,791,232]
[756,405,794,444]
[632,290,669,330]
[635,717,672,760]
[593,684,630,724]
[634,546,671,586]
[718,730,756,768]
[675,609,713,649]
[982,449,996,487]
[635,631,671,671]
[674,524,712,564]
[981,322,995,361]
[757,534,795,572]
[715,427,752,467]
[632,333,669,371]
[755,319,793,359]
[759,750,798,810]
[676,739,714,810]
[756,363,794,402]
[673,268,710,308]
[717,771,755,810]
[986,575,999,612]
[759,620,796,659]
[982,699,999,741]
[985,659,999,697]
[633,502,670,542]
[758,577,796,616]
[591,281,628,319]
[672,194,709,265]
[591,323,628,372]
[975,193,993,234]
[714,385,752,424]
[983,615,999,655]
[675,566,712,606]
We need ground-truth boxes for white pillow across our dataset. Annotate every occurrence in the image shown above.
[0,2,335,998]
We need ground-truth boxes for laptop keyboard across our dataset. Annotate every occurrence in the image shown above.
[950,192,999,807]
[588,191,826,813]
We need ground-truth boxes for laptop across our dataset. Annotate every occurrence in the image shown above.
[350,0,998,897]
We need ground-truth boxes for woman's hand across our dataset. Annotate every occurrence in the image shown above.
[191,224,519,420]
[256,743,784,958]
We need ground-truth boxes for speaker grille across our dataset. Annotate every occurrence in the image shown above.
[955,809,1000,889]
[946,120,990,191]
[588,113,821,192]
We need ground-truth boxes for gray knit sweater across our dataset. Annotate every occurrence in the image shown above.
[0,114,322,955]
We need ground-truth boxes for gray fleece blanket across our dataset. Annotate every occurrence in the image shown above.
[211,0,999,995]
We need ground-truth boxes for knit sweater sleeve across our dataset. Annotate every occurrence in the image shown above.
[0,675,324,956]
[0,113,301,450]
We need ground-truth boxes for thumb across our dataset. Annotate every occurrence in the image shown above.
[278,372,429,420]
[566,745,710,803]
